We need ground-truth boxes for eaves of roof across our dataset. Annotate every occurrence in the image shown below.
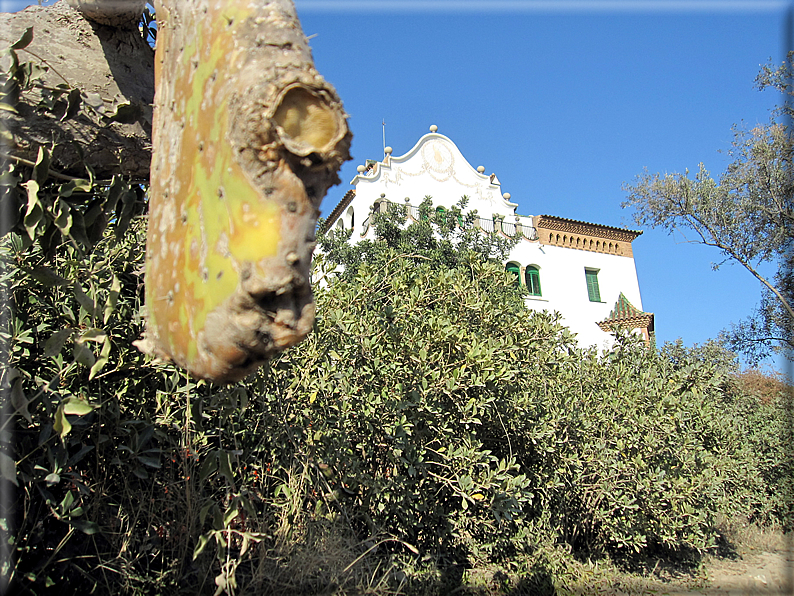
[537,214,643,240]
[321,189,356,232]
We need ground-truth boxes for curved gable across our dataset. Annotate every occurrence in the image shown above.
[351,130,517,216]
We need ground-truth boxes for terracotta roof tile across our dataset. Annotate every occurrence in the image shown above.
[322,189,355,232]
[597,292,654,334]
[538,214,643,238]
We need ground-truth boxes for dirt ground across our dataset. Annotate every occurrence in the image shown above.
[693,548,794,595]
[650,532,793,596]
[575,527,794,596]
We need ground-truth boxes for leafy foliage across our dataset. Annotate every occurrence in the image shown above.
[1,27,791,596]
[318,195,519,283]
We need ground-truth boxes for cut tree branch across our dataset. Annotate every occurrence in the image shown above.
[137,0,351,382]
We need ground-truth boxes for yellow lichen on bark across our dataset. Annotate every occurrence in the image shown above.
[141,0,350,382]
[147,4,278,366]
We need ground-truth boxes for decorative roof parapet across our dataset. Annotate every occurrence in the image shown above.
[536,215,642,242]
[536,215,642,257]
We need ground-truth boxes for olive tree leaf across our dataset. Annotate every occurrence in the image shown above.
[61,396,94,416]
[114,189,137,240]
[53,404,72,439]
[72,282,96,318]
[29,266,68,288]
[88,336,111,380]
[44,328,76,358]
[57,178,93,198]
[193,533,212,560]
[52,198,72,237]
[10,27,33,50]
[63,88,82,121]
[68,520,100,535]
[22,180,42,240]
[0,452,18,487]
[106,101,141,124]
[103,275,121,324]
[73,340,95,369]
[32,146,51,187]
[68,209,91,249]
[10,378,32,423]
[218,450,235,489]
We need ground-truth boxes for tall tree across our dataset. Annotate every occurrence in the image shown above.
[623,54,793,365]
[318,196,519,284]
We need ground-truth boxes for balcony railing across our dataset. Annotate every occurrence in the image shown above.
[355,199,537,240]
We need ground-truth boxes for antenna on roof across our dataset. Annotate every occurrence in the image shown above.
[382,119,386,158]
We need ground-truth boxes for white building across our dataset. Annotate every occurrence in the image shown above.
[323,126,654,349]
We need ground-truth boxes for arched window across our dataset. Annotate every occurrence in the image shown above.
[505,262,521,287]
[435,206,447,225]
[346,206,354,230]
[525,265,541,296]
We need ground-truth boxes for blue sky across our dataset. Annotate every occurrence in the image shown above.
[4,0,791,367]
[292,0,790,366]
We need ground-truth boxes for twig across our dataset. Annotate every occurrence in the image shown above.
[19,48,71,87]
[3,153,79,181]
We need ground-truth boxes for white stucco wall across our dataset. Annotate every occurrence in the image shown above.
[326,130,647,351]
[509,241,644,349]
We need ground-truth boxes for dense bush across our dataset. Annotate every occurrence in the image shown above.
[2,32,791,596]
[3,174,793,594]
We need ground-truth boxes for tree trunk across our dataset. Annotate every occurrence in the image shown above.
[136,0,351,382]
[67,0,146,27]
[0,0,153,180]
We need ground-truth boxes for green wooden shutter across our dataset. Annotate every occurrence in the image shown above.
[526,266,541,296]
[506,263,520,287]
[585,269,601,302]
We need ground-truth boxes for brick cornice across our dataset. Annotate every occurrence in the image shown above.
[536,215,642,243]
[597,314,654,333]
[321,189,356,232]
[536,215,641,257]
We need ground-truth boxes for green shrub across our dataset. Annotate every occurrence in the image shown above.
[2,38,790,593]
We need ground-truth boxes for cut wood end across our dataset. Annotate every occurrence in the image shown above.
[271,85,346,157]
[67,0,146,27]
[191,296,316,383]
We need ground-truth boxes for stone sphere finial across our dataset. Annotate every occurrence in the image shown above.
[357,165,365,173]
[477,166,485,173]
[429,125,438,132]
[384,146,393,155]
[503,193,511,200]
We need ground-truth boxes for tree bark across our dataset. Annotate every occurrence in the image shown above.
[67,0,146,27]
[0,0,153,180]
[136,0,351,382]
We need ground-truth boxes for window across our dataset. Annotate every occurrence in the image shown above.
[505,263,521,287]
[585,269,601,302]
[435,206,447,225]
[525,265,542,296]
